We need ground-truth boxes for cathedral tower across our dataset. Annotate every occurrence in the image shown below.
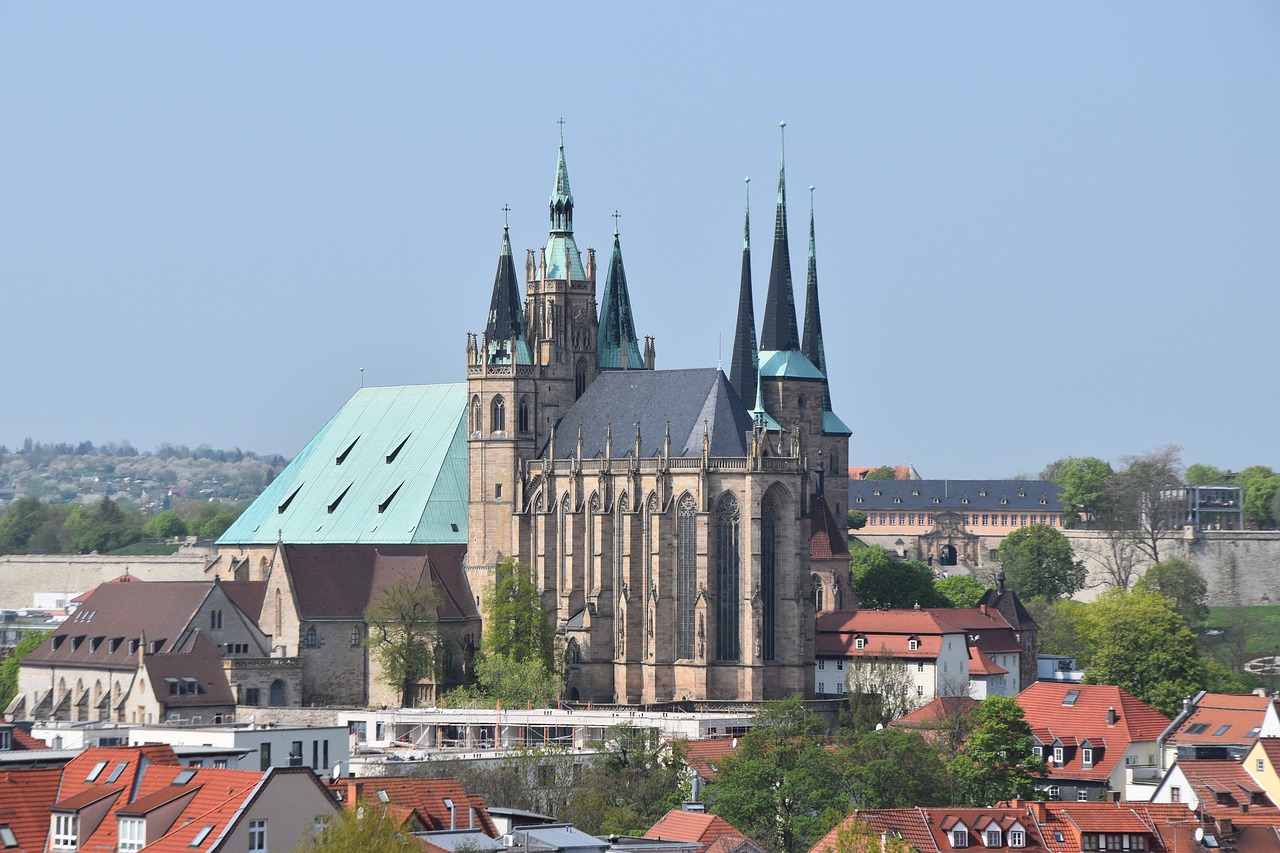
[729,178,758,408]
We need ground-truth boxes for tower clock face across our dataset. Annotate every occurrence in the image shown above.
[573,305,586,322]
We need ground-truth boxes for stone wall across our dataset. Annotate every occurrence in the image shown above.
[0,546,217,610]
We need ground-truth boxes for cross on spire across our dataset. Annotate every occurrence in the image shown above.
[502,204,511,228]
[612,209,621,235]
[558,117,565,140]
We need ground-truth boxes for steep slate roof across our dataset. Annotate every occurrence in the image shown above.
[1017,682,1171,782]
[548,369,755,460]
[0,767,61,853]
[929,608,1023,655]
[597,231,644,370]
[1168,693,1269,746]
[23,582,217,671]
[975,584,1039,634]
[849,480,1063,513]
[485,227,532,365]
[218,384,469,546]
[760,126,799,353]
[282,543,478,622]
[728,179,758,413]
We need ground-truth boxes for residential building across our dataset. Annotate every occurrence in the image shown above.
[1017,683,1171,802]
[888,696,980,746]
[645,808,767,853]
[128,723,351,775]
[1150,758,1280,821]
[1161,692,1270,766]
[331,776,497,835]
[1243,737,1280,807]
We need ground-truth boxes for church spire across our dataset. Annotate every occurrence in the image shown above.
[597,223,643,370]
[729,177,758,406]
[485,223,531,364]
[761,121,800,352]
[801,186,830,409]
[550,125,574,235]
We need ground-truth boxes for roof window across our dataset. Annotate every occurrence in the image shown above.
[386,434,411,464]
[173,769,197,785]
[378,483,403,514]
[1185,723,1210,735]
[0,826,16,848]
[278,483,303,514]
[85,760,109,782]
[1212,724,1231,737]
[327,483,353,514]
[1247,727,1261,738]
[106,762,128,784]
[190,826,214,847]
[335,435,360,465]
[1062,689,1080,706]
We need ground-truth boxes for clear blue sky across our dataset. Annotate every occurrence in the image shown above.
[2,3,1276,479]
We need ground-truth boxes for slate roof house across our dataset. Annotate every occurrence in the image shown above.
[216,129,854,705]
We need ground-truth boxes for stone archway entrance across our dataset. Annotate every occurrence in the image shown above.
[939,544,958,567]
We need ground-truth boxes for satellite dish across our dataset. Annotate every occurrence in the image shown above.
[1194,828,1204,843]
[332,764,342,782]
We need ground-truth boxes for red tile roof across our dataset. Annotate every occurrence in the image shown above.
[681,737,742,781]
[646,809,760,852]
[1017,683,1170,782]
[0,767,62,853]
[893,696,981,726]
[810,498,850,560]
[330,777,496,836]
[1174,758,1280,821]
[1168,694,1270,746]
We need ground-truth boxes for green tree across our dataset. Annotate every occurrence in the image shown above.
[847,509,868,530]
[295,802,411,853]
[143,510,188,540]
[71,497,143,554]
[949,696,1047,805]
[1082,587,1209,717]
[1185,464,1229,485]
[850,546,945,609]
[471,655,560,709]
[710,696,845,853]
[838,727,952,808]
[996,524,1085,601]
[864,466,899,480]
[365,577,441,707]
[484,557,555,668]
[1026,599,1093,664]
[0,630,50,709]
[1101,445,1184,565]
[1238,466,1280,528]
[1041,456,1113,528]
[935,575,986,608]
[1134,558,1209,628]
[812,816,916,853]
[563,726,686,835]
[0,497,50,554]
[842,650,925,732]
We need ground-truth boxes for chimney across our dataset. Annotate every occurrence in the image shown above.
[1216,818,1233,835]
[444,797,456,831]
[1029,801,1047,822]
[1107,707,1117,725]
[980,604,988,616]
[345,780,363,807]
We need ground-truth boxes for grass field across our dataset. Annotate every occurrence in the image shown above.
[1206,606,1280,656]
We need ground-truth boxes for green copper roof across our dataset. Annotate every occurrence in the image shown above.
[544,234,587,281]
[822,410,853,436]
[485,227,532,365]
[597,231,644,369]
[217,384,468,546]
[549,139,575,235]
[758,349,824,379]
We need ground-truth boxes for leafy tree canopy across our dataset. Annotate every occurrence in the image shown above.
[1026,599,1094,665]
[1041,456,1113,527]
[948,695,1047,805]
[295,803,412,853]
[935,575,987,608]
[1081,587,1209,717]
[1134,558,1209,628]
[851,546,945,609]
[847,509,868,530]
[0,630,50,709]
[1238,466,1280,528]
[838,727,952,809]
[996,524,1086,601]
[863,466,899,480]
[1185,464,1230,485]
[484,557,555,668]
[364,577,440,707]
[142,509,187,540]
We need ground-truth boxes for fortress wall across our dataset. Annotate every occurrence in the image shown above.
[0,547,217,610]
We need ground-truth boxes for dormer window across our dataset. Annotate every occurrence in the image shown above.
[51,814,78,851]
[912,489,920,496]
[894,497,902,504]
[933,497,940,504]
[961,497,969,505]
[1032,745,1043,757]
[952,830,969,849]
[855,637,866,650]
[118,817,145,853]
[985,830,1002,848]
[1009,830,1026,848]
[909,637,919,652]
[1040,497,1047,505]
[1053,746,1064,764]
[1018,490,1026,497]
[978,489,987,497]
[873,489,881,496]
[1082,747,1094,767]
[1000,498,1008,505]
[855,497,863,503]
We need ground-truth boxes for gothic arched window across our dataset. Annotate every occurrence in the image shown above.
[491,396,506,433]
[761,494,778,661]
[575,358,588,399]
[676,493,697,660]
[813,574,825,612]
[715,494,740,661]
[518,396,531,434]
[588,493,600,592]
[471,395,481,434]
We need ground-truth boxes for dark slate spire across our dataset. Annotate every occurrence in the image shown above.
[485,225,531,364]
[760,121,800,352]
[729,177,758,406]
[801,186,831,410]
[549,128,574,235]
[597,226,643,370]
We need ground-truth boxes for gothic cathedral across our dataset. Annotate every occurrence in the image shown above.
[465,131,852,704]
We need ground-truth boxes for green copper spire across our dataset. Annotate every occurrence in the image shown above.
[486,224,532,365]
[729,176,759,407]
[543,130,586,281]
[761,121,800,352]
[801,186,830,409]
[597,227,644,370]
[549,129,574,235]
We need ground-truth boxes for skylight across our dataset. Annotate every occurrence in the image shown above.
[1062,690,1080,706]
[0,826,17,849]
[1186,723,1210,735]
[173,769,197,785]
[1212,725,1231,737]
[1247,727,1261,738]
[106,762,128,783]
[85,760,108,782]
[190,826,214,847]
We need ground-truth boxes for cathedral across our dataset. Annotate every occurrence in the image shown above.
[464,130,853,703]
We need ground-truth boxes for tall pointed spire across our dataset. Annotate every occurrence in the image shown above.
[597,224,644,370]
[760,121,800,352]
[544,127,585,281]
[729,177,759,406]
[801,186,830,409]
[485,224,531,364]
[550,124,574,235]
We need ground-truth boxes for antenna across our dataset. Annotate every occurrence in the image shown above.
[359,367,365,388]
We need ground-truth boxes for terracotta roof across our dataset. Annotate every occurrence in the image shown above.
[1256,737,1280,769]
[0,767,62,853]
[283,544,479,623]
[1018,683,1170,782]
[968,648,1008,676]
[816,608,1014,660]
[330,778,496,836]
[810,497,850,560]
[646,809,760,851]
[681,737,741,781]
[1169,694,1270,746]
[893,696,981,726]
[1175,758,1280,820]
[0,724,48,751]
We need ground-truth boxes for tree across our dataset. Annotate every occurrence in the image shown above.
[0,497,49,554]
[1134,558,1209,628]
[470,655,560,709]
[1238,466,1280,528]
[935,575,986,608]
[812,816,916,853]
[864,466,899,480]
[0,630,50,709]
[1101,445,1184,565]
[1185,464,1229,485]
[1082,587,1209,717]
[710,696,846,853]
[1041,456,1113,528]
[1026,599,1093,664]
[142,510,187,540]
[847,509,868,530]
[842,650,924,732]
[850,546,945,609]
[484,557,555,668]
[996,525,1085,601]
[1073,528,1141,590]
[562,726,687,835]
[838,728,952,808]
[365,577,440,707]
[295,802,412,853]
[948,696,1047,806]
